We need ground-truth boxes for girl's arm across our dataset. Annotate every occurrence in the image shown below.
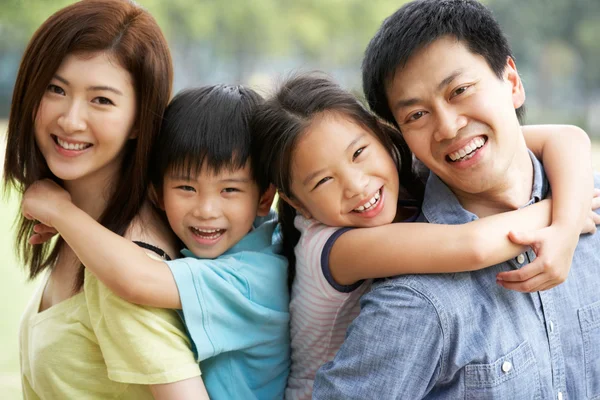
[22,179,182,309]
[151,377,210,400]
[331,125,596,292]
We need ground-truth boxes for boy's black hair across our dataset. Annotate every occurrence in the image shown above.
[150,84,268,193]
[362,0,524,126]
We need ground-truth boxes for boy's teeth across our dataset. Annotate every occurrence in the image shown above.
[191,227,224,239]
[56,137,91,151]
[449,137,485,161]
[354,190,381,212]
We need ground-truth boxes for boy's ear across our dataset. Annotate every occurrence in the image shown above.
[256,184,276,217]
[278,191,312,220]
[148,184,164,210]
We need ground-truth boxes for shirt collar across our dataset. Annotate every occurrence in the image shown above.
[421,150,549,225]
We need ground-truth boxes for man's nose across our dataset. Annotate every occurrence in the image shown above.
[433,106,467,142]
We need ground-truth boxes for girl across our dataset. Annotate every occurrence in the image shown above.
[249,73,599,399]
[3,1,207,398]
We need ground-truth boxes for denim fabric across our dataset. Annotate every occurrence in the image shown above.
[313,153,600,399]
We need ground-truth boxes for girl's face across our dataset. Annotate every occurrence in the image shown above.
[34,51,137,188]
[285,112,400,228]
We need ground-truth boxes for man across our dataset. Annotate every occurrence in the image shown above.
[313,0,600,398]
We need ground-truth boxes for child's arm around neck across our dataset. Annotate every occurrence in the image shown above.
[22,180,182,309]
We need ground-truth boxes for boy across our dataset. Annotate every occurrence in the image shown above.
[21,85,290,399]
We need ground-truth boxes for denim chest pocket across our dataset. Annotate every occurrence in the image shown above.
[579,300,600,399]
[465,341,541,400]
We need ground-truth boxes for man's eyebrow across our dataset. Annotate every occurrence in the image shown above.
[393,69,465,111]
[51,74,123,96]
[302,133,366,186]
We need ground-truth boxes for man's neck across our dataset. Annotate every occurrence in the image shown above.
[454,149,534,218]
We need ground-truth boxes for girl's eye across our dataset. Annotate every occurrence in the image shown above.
[177,185,195,192]
[222,188,240,193]
[408,111,426,122]
[314,176,332,189]
[352,147,366,161]
[47,84,65,95]
[92,97,115,106]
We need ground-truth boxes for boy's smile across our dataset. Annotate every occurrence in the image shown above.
[161,162,273,259]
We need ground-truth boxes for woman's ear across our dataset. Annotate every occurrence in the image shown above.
[278,191,312,219]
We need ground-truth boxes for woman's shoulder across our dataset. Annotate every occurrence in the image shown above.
[126,201,179,260]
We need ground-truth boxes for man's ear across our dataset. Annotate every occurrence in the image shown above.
[505,57,525,109]
[148,184,164,210]
[278,191,312,219]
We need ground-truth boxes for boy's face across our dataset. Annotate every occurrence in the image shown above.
[161,161,274,259]
[385,36,526,197]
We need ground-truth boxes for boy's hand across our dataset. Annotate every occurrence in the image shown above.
[22,179,72,244]
[496,188,600,292]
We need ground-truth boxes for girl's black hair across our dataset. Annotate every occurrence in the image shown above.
[251,72,424,289]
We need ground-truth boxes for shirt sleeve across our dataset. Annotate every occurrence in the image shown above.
[84,271,201,385]
[313,280,444,398]
[167,257,288,361]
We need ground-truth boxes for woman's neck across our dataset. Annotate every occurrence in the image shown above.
[63,175,115,221]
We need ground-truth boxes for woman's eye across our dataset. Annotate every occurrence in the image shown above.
[408,111,426,121]
[177,185,195,192]
[352,147,366,161]
[47,84,65,95]
[93,97,115,106]
[314,176,332,189]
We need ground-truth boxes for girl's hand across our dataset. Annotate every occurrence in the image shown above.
[22,179,72,231]
[496,188,600,292]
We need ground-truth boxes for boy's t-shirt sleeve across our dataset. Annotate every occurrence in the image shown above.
[167,256,288,362]
[84,271,201,385]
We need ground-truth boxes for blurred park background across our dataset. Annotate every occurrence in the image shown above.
[1,0,600,397]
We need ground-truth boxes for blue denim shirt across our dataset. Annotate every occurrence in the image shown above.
[314,153,600,399]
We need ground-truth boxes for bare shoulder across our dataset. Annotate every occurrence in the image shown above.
[126,202,179,260]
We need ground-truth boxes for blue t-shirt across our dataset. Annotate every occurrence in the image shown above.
[167,217,290,400]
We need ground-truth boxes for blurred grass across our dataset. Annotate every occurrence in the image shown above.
[0,121,599,399]
[1,121,38,399]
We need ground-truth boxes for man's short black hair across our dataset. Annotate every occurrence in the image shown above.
[150,84,267,193]
[362,0,523,125]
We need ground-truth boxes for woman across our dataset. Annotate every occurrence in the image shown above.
[3,1,207,398]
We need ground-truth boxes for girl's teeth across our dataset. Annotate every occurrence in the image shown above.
[354,190,381,212]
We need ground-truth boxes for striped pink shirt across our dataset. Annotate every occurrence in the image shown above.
[285,216,371,400]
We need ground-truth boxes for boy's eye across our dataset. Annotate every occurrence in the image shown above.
[92,96,115,106]
[222,187,241,193]
[47,84,65,95]
[352,146,366,161]
[176,185,195,192]
[313,176,332,190]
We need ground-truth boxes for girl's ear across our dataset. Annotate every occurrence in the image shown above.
[148,184,164,210]
[278,191,312,219]
[256,185,276,217]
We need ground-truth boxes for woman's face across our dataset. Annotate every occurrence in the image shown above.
[285,112,400,228]
[34,51,137,188]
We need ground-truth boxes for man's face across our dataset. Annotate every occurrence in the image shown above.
[385,36,526,197]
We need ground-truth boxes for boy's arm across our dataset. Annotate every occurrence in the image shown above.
[497,124,593,290]
[21,179,181,309]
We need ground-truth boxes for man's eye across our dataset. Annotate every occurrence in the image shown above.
[177,185,195,192]
[451,86,469,98]
[93,97,115,106]
[314,176,332,189]
[352,147,366,161]
[47,84,65,95]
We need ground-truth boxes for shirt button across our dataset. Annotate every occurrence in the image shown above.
[549,320,554,333]
[557,391,563,400]
[501,361,512,373]
[516,253,526,264]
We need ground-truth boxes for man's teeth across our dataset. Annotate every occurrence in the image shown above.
[354,190,381,212]
[56,137,92,151]
[448,137,486,161]
[191,227,224,239]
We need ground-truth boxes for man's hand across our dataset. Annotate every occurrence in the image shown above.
[496,188,600,292]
